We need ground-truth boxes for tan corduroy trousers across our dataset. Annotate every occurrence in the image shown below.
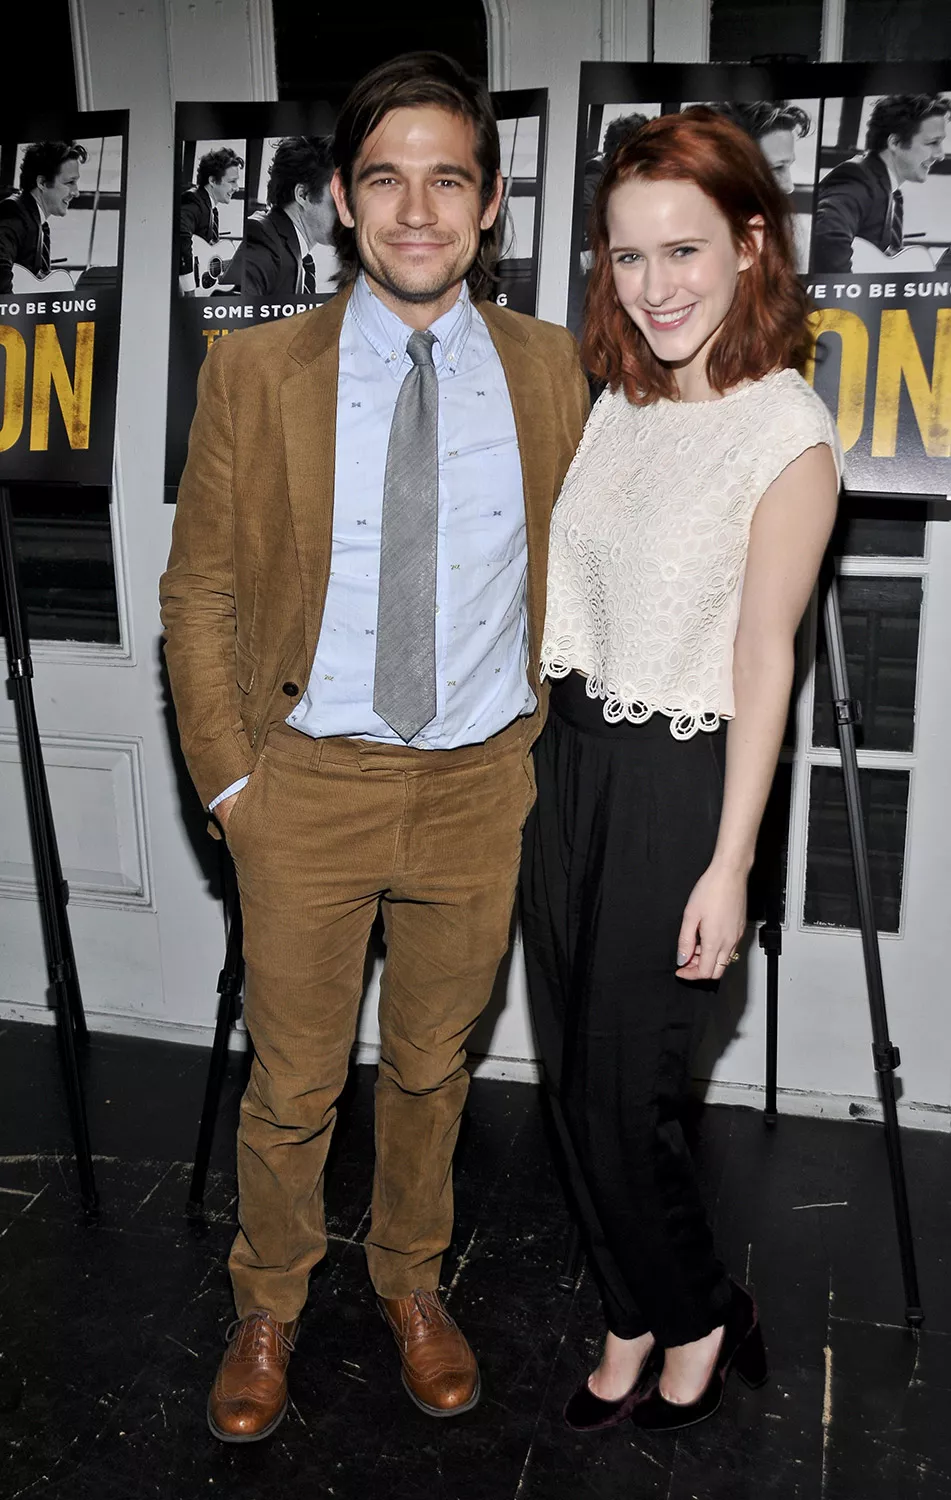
[224,716,536,1321]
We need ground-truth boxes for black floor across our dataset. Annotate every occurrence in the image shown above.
[1,1019,949,1500]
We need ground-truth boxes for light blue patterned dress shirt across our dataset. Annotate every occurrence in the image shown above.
[210,275,534,808]
[288,274,534,746]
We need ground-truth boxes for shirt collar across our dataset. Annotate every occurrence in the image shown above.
[288,214,309,261]
[877,154,902,196]
[349,271,473,380]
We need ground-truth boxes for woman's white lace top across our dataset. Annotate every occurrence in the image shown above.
[541,369,843,739]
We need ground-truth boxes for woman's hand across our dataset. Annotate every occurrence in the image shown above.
[675,862,748,981]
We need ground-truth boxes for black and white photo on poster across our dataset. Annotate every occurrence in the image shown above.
[491,89,547,317]
[568,62,951,496]
[165,90,547,492]
[177,137,247,296]
[0,110,128,484]
[813,93,950,273]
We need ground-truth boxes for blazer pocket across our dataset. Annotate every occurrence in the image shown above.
[235,639,257,695]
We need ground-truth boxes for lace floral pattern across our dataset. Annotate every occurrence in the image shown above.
[541,370,843,739]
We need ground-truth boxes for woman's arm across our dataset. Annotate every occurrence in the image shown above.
[676,441,839,981]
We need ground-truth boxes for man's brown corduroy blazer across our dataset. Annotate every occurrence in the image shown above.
[160,284,589,813]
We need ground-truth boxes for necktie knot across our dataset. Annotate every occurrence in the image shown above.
[406,330,436,367]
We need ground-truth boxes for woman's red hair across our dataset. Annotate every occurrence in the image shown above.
[582,107,813,404]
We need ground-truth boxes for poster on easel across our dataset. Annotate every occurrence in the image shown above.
[0,109,128,485]
[569,63,951,497]
[163,90,547,495]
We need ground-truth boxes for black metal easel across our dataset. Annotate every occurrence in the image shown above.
[0,484,99,1217]
[185,854,244,1221]
[760,557,922,1326]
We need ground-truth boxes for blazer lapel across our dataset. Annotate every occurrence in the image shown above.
[274,208,303,283]
[480,302,559,682]
[279,286,351,664]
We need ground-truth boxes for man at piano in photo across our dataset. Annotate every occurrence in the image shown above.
[227,135,336,300]
[812,93,949,272]
[178,146,244,293]
[0,140,86,294]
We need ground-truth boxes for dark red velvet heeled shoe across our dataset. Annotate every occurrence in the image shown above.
[629,1282,767,1433]
[564,1341,660,1432]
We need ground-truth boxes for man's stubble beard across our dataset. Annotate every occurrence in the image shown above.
[361,237,479,307]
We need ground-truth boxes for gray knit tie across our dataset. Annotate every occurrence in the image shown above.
[373,329,439,742]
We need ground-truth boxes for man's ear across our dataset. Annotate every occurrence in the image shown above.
[738,214,765,272]
[330,169,354,229]
[480,170,504,232]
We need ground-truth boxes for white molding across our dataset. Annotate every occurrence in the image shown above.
[248,0,278,101]
[483,0,512,92]
[821,0,847,63]
[31,641,135,668]
[67,0,94,111]
[600,0,627,61]
[4,1005,946,1132]
[108,442,136,662]
[163,0,178,115]
[600,0,651,62]
[0,732,153,909]
[700,1076,948,1133]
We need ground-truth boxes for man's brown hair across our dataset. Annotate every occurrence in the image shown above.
[332,51,502,301]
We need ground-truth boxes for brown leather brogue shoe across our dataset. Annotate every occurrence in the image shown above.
[379,1289,480,1417]
[207,1309,298,1442]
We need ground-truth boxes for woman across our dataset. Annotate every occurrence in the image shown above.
[520,108,841,1433]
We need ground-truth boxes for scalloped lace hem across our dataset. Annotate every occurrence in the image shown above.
[542,660,724,741]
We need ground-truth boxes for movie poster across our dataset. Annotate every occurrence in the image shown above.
[569,63,951,497]
[164,90,547,494]
[0,109,127,485]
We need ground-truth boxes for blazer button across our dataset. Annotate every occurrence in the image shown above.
[282,681,299,696]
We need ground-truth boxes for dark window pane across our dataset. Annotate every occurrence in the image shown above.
[748,759,793,922]
[7,486,119,646]
[833,496,927,559]
[843,0,951,61]
[804,765,909,932]
[274,1,488,99]
[710,0,822,62]
[814,576,922,751]
[3,3,75,116]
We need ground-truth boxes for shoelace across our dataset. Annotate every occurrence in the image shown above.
[411,1290,452,1328]
[224,1309,296,1356]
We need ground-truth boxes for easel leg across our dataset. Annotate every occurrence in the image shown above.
[0,486,98,1216]
[759,917,782,1127]
[822,564,923,1327]
[186,858,244,1221]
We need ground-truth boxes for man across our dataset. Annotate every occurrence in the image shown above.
[227,135,336,298]
[0,140,86,294]
[722,100,811,195]
[161,52,586,1443]
[581,111,647,263]
[812,93,949,272]
[178,146,243,288]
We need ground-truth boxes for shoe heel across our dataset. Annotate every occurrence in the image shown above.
[733,1320,768,1389]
